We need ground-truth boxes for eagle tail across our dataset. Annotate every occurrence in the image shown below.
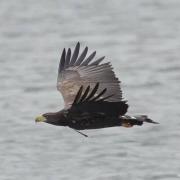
[120,115,159,128]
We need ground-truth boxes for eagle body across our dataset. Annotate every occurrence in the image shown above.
[44,109,124,130]
[41,109,152,130]
[44,110,121,130]
[35,42,158,136]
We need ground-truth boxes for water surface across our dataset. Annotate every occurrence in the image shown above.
[0,0,180,179]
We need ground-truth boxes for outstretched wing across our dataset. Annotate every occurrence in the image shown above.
[70,83,128,116]
[57,42,124,107]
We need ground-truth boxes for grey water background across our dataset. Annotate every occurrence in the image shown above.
[0,0,180,179]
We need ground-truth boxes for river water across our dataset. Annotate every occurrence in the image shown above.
[0,0,180,179]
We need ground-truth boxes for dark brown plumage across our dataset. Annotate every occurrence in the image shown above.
[35,42,158,137]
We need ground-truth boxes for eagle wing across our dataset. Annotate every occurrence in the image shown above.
[57,42,124,107]
[69,83,128,116]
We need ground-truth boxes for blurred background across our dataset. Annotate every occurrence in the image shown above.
[0,0,180,180]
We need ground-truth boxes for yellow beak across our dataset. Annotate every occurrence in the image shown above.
[35,115,47,123]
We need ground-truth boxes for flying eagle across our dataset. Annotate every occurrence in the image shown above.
[35,42,158,137]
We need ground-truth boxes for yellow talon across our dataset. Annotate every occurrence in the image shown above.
[122,122,133,128]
